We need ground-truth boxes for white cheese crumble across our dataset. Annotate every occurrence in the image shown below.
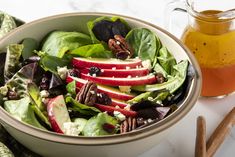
[142,59,152,70]
[101,69,104,72]
[112,67,116,70]
[63,122,80,136]
[119,86,131,93]
[127,75,131,79]
[57,66,68,80]
[40,90,50,98]
[126,66,130,70]
[113,111,126,121]
[92,74,97,77]
[0,85,8,96]
[124,104,131,111]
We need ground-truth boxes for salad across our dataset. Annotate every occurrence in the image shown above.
[0,16,192,136]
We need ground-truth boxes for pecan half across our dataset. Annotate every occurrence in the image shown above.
[75,81,97,106]
[120,117,137,134]
[108,35,133,60]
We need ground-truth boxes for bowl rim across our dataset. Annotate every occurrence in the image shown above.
[0,12,201,145]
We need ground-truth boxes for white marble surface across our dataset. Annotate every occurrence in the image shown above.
[0,0,235,157]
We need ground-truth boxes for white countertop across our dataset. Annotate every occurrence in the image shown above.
[0,0,234,156]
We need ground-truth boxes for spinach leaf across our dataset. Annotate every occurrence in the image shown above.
[4,44,23,82]
[125,28,157,62]
[40,55,71,74]
[83,112,118,136]
[21,38,38,60]
[132,60,189,93]
[66,81,76,96]
[153,63,169,78]
[157,47,177,74]
[4,97,46,130]
[70,44,113,58]
[41,31,92,57]
[0,12,17,38]
[65,96,100,116]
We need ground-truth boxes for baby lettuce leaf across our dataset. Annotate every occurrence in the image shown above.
[157,47,176,75]
[21,38,39,60]
[6,63,38,98]
[40,54,71,74]
[65,96,100,116]
[4,44,23,82]
[70,44,113,58]
[87,16,130,43]
[83,112,118,136]
[4,97,46,130]
[132,60,189,93]
[66,80,76,96]
[153,63,169,78]
[0,11,17,38]
[41,31,92,57]
[73,118,88,135]
[125,28,157,62]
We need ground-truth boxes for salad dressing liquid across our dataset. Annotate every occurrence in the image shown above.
[181,10,235,96]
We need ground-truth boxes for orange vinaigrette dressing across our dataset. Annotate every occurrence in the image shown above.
[181,10,235,96]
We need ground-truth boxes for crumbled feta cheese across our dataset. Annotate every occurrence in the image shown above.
[57,66,68,80]
[119,86,131,93]
[0,85,8,96]
[142,59,151,70]
[90,90,95,94]
[112,67,116,70]
[92,73,97,77]
[63,122,80,136]
[147,97,153,101]
[127,75,131,79]
[126,66,130,70]
[40,90,50,98]
[113,111,126,121]
[101,69,104,72]
[115,105,120,109]
[147,118,153,123]
[156,100,163,105]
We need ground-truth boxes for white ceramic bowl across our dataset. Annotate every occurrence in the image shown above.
[0,13,201,157]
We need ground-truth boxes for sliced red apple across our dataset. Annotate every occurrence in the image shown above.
[47,95,71,134]
[80,67,149,78]
[111,98,128,108]
[94,104,137,117]
[80,73,156,86]
[66,76,135,101]
[72,57,142,69]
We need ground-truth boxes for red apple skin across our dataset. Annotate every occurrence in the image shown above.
[94,104,137,117]
[72,57,142,69]
[80,68,149,78]
[110,99,128,108]
[47,95,71,134]
[80,73,157,86]
[66,76,135,101]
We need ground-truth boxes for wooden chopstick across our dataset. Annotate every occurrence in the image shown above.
[195,116,207,157]
[206,107,235,157]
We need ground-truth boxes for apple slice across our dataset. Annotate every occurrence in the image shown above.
[111,99,128,108]
[80,73,157,86]
[47,95,71,134]
[66,76,135,101]
[72,57,142,69]
[80,67,149,78]
[94,104,137,117]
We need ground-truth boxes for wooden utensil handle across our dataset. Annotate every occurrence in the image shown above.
[195,116,206,157]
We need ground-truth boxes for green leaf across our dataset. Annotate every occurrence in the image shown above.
[4,97,46,130]
[70,44,113,58]
[0,141,14,157]
[65,96,100,116]
[132,60,189,93]
[41,31,92,57]
[21,38,38,60]
[157,47,177,74]
[73,118,87,134]
[125,28,157,62]
[0,12,17,38]
[40,54,71,74]
[83,113,118,136]
[4,44,23,81]
[153,63,169,78]
[66,81,76,96]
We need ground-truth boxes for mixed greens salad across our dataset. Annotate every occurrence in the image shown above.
[0,16,193,137]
